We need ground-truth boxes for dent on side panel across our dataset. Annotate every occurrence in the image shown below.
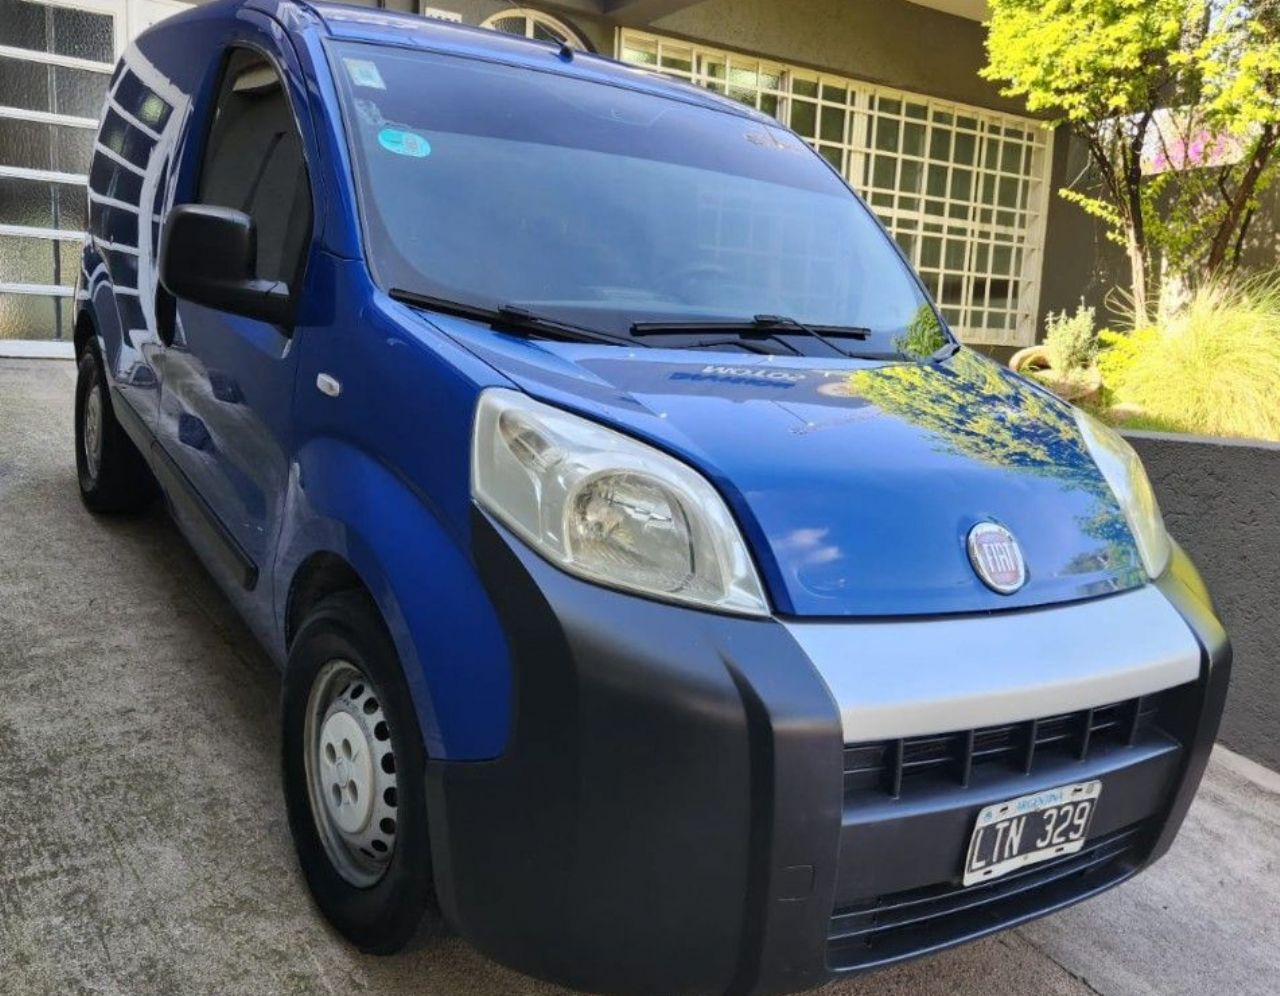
[785,584,1203,743]
[276,437,513,760]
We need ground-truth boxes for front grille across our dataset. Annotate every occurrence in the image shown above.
[827,822,1150,970]
[844,693,1168,798]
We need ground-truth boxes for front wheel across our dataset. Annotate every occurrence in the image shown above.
[281,591,436,953]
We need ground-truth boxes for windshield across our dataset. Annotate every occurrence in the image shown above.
[330,41,934,341]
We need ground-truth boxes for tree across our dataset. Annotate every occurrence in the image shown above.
[981,0,1280,325]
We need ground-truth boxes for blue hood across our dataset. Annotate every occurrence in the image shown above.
[432,314,1147,617]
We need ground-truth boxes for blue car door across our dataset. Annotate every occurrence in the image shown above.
[156,28,315,622]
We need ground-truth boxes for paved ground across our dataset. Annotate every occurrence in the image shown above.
[1,357,1278,996]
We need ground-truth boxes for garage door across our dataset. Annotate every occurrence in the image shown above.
[0,0,186,352]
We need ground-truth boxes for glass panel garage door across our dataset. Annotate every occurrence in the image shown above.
[618,30,1053,347]
[0,0,119,342]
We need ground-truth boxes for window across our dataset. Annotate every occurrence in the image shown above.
[481,7,586,50]
[199,50,311,288]
[618,31,1054,347]
[0,0,118,342]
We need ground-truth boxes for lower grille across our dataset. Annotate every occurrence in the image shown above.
[827,822,1150,970]
[844,693,1168,798]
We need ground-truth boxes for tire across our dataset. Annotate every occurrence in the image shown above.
[74,341,154,513]
[282,591,436,954]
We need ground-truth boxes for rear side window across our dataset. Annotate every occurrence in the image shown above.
[198,49,312,287]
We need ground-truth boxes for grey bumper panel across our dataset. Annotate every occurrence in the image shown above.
[784,585,1201,743]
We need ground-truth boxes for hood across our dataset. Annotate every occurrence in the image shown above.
[429,314,1147,617]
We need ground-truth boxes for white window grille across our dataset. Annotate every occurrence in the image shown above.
[617,30,1054,346]
[482,8,586,50]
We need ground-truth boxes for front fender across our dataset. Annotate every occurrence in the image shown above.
[275,436,512,760]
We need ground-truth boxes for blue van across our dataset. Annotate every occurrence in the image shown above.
[74,2,1230,993]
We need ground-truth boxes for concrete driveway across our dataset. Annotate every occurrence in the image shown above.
[1,357,1278,996]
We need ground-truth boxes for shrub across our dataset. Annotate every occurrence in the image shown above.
[1097,276,1280,441]
[896,304,946,357]
[1043,302,1097,373]
[1095,326,1147,389]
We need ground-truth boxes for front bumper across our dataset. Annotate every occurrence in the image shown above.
[424,514,1230,996]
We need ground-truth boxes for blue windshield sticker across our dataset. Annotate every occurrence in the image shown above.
[378,129,432,158]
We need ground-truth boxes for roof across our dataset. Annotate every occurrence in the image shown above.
[294,0,772,123]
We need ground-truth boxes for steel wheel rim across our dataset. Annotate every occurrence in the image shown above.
[83,383,103,481]
[303,660,400,888]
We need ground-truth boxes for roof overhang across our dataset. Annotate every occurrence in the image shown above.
[598,0,707,24]
[904,0,988,21]
[600,1,989,26]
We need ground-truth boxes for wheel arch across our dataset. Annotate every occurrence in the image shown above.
[276,436,514,761]
[74,306,97,359]
[285,550,372,650]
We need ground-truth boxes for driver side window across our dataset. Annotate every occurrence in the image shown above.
[198,48,312,288]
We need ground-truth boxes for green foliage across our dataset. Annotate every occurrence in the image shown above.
[1096,276,1280,440]
[895,304,947,357]
[1095,327,1145,389]
[982,0,1191,123]
[1043,302,1098,372]
[982,0,1280,316]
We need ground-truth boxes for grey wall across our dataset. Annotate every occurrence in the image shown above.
[1238,181,1280,274]
[649,0,1021,113]
[1127,431,1280,771]
[1037,132,1131,332]
[1036,133,1280,336]
[393,0,1021,115]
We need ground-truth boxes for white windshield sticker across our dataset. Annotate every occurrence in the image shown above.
[344,58,385,90]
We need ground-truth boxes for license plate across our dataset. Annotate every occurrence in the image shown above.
[962,780,1102,886]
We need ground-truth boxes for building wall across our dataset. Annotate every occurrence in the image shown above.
[1035,132,1129,336]
[648,0,1021,114]
[405,0,1019,115]
[1034,133,1280,339]
[1127,431,1280,772]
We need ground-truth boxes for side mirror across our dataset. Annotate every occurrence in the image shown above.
[159,204,292,327]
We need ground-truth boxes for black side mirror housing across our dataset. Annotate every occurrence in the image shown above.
[159,204,292,327]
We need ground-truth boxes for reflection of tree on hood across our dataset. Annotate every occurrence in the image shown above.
[845,349,1139,567]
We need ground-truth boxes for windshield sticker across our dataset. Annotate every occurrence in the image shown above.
[344,58,386,90]
[378,128,432,158]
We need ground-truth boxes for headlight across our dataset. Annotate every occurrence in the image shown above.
[1074,410,1171,578]
[471,389,769,616]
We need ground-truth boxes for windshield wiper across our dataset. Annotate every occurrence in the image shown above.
[929,340,962,363]
[754,314,870,358]
[631,315,872,358]
[390,289,645,349]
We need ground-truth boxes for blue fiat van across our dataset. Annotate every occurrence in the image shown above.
[74,2,1230,993]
